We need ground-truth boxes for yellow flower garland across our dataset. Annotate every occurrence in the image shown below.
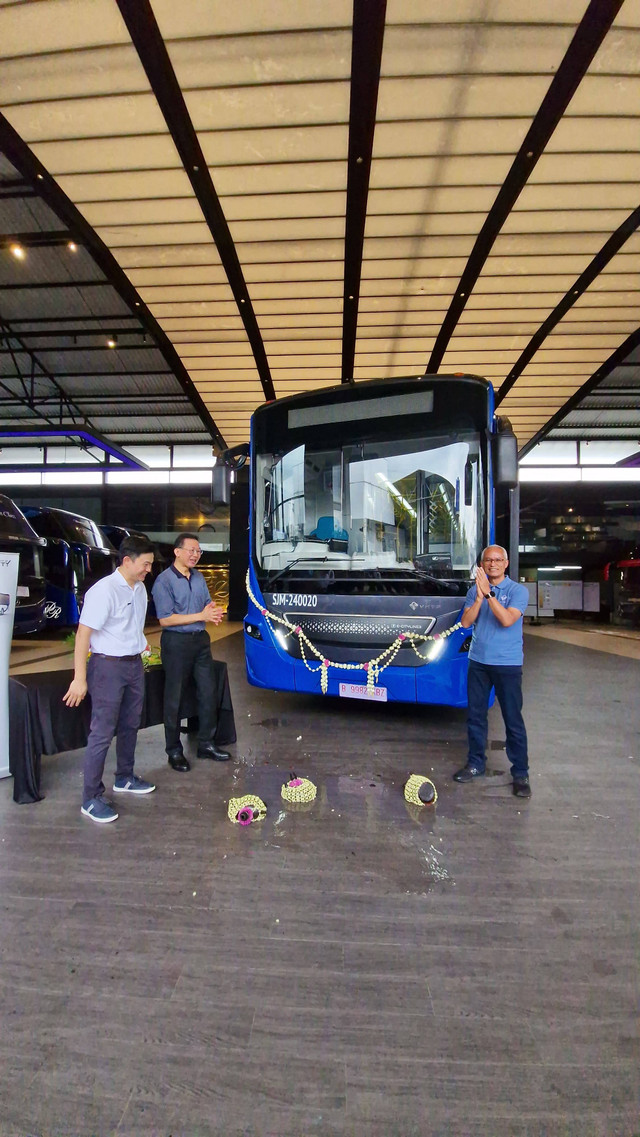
[281,776,317,804]
[404,773,438,806]
[246,571,462,694]
[228,794,267,825]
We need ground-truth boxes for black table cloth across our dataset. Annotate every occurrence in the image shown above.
[9,655,236,804]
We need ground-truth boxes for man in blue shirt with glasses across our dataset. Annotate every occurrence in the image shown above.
[152,533,230,772]
[453,545,531,798]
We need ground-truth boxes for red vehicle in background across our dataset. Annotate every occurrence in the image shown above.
[603,558,640,626]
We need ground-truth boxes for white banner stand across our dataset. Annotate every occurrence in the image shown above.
[0,552,19,779]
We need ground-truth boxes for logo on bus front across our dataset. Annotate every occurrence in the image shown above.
[270,593,318,608]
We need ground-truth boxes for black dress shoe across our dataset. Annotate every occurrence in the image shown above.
[167,750,190,772]
[452,764,485,782]
[197,742,231,761]
[513,777,531,798]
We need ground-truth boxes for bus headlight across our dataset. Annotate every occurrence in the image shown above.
[459,637,472,653]
[244,622,263,640]
[427,637,445,661]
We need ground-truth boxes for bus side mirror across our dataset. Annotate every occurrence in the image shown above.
[212,465,231,506]
[464,459,473,505]
[43,536,69,567]
[493,429,518,488]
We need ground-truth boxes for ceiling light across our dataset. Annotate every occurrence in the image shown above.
[107,334,117,348]
[67,241,77,252]
[10,243,25,259]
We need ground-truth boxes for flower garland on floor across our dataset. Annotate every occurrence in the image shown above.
[246,572,462,694]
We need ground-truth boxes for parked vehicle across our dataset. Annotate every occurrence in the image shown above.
[603,558,640,626]
[21,506,117,627]
[244,373,517,706]
[0,494,47,634]
[99,523,151,551]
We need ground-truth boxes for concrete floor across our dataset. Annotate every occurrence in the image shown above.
[1,625,638,1135]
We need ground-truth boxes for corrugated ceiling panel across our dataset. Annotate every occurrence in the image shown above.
[0,0,638,453]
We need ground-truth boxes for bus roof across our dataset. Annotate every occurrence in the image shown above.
[252,372,489,418]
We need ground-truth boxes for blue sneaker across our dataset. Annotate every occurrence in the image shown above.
[113,775,156,795]
[81,797,118,824]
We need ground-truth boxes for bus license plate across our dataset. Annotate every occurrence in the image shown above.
[339,682,387,702]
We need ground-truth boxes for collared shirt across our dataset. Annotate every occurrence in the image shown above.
[152,564,210,633]
[463,574,529,666]
[79,568,147,655]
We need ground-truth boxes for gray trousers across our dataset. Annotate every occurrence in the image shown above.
[83,655,145,803]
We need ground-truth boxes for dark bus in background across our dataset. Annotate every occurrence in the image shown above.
[244,373,517,707]
[0,493,46,634]
[21,506,117,627]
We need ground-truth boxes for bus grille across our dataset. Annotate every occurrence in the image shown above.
[284,613,436,643]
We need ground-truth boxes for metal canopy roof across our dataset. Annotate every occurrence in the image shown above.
[0,0,638,457]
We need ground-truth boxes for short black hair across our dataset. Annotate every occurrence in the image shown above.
[119,535,155,564]
[174,532,200,549]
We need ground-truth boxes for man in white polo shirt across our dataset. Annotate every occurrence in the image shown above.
[63,535,156,824]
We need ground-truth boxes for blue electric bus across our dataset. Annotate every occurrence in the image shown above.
[243,374,517,706]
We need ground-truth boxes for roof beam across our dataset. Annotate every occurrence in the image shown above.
[341,0,387,383]
[0,280,108,292]
[115,0,275,402]
[0,230,73,248]
[0,429,148,468]
[427,0,625,373]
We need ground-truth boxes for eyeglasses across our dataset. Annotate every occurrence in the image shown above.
[483,557,505,563]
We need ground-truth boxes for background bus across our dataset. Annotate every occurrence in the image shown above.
[0,494,46,635]
[21,506,117,627]
[243,374,517,706]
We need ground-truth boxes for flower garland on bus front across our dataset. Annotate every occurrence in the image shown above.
[245,572,462,695]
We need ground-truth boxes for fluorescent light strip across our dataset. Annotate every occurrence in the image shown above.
[42,472,103,486]
[169,470,213,484]
[519,468,640,483]
[0,472,42,486]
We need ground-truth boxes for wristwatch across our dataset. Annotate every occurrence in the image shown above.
[488,589,496,598]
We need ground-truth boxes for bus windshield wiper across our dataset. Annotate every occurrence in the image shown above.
[382,567,460,594]
[266,557,328,587]
[411,570,461,595]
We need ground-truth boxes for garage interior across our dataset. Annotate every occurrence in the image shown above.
[1,3,639,1133]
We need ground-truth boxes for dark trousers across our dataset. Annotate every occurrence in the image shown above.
[467,660,529,780]
[160,630,217,753]
[84,655,145,803]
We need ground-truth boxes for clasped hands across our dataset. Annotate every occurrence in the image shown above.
[202,600,224,625]
[475,566,492,600]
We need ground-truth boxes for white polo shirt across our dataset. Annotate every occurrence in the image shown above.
[79,568,147,656]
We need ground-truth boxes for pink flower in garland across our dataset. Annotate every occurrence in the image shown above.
[323,659,330,668]
[363,662,369,671]
[398,633,406,641]
[294,626,301,635]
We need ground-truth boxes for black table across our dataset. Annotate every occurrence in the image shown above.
[9,657,236,804]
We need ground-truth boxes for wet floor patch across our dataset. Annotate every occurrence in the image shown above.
[211,756,464,894]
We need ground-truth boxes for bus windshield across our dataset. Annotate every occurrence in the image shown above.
[255,430,484,582]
